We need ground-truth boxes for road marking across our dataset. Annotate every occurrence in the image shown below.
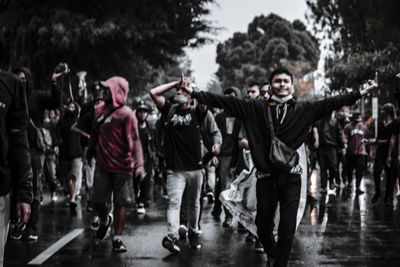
[28,228,84,265]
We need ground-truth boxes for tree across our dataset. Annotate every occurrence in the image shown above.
[306,0,400,93]
[0,0,215,96]
[216,13,320,89]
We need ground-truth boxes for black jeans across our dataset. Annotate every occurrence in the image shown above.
[345,154,364,189]
[318,146,339,189]
[256,172,301,267]
[373,149,390,195]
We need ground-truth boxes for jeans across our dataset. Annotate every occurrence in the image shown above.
[318,146,339,189]
[166,169,203,239]
[345,154,364,189]
[0,193,10,267]
[256,172,301,267]
[44,153,58,193]
[28,149,44,233]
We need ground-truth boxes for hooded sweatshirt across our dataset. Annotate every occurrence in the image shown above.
[90,77,143,175]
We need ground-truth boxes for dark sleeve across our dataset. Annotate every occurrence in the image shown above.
[311,91,361,122]
[229,120,241,168]
[192,91,251,121]
[8,78,33,204]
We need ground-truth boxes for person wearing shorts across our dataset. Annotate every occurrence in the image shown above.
[87,77,144,253]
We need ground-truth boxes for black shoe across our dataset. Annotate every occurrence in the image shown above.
[371,192,380,203]
[69,201,77,210]
[112,238,127,253]
[96,214,113,240]
[188,231,202,249]
[254,239,264,253]
[90,216,100,231]
[356,188,364,195]
[207,192,215,203]
[178,225,188,240]
[222,216,232,228]
[9,223,26,240]
[162,235,180,253]
[245,232,256,242]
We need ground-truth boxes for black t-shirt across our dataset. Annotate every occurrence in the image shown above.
[161,101,203,171]
[376,120,394,155]
[139,125,151,162]
[77,109,95,148]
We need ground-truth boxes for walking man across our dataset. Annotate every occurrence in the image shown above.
[87,76,145,252]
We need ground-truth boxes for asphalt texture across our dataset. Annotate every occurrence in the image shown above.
[4,172,400,267]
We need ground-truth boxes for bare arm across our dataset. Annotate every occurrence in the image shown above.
[71,122,90,140]
[150,81,180,109]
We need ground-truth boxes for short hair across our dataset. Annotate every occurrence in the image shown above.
[268,68,293,85]
[248,81,259,88]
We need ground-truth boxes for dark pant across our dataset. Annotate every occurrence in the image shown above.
[318,146,339,189]
[28,149,44,232]
[256,172,301,267]
[373,149,390,195]
[345,154,364,189]
[134,161,153,205]
[386,158,400,203]
[44,153,58,193]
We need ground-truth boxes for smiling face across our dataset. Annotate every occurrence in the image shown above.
[270,73,294,97]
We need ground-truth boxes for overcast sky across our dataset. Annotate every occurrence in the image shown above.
[185,0,309,89]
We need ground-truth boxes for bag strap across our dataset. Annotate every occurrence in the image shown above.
[96,104,125,128]
[267,106,275,139]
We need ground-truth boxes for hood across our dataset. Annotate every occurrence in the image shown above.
[106,76,129,108]
[224,87,241,97]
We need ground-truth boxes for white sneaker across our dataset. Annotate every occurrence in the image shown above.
[51,192,58,202]
[137,203,146,214]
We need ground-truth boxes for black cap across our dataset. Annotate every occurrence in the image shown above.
[136,100,149,111]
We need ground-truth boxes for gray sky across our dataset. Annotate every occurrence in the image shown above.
[186,0,309,89]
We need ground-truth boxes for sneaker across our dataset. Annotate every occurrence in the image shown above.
[207,192,215,203]
[96,213,113,240]
[51,192,58,202]
[69,201,77,210]
[356,188,364,195]
[371,192,380,204]
[245,232,256,243]
[254,240,264,253]
[90,216,100,231]
[112,238,127,253]
[27,234,39,241]
[137,203,146,215]
[9,224,26,240]
[188,231,202,249]
[162,235,180,253]
[178,225,188,240]
[222,216,232,228]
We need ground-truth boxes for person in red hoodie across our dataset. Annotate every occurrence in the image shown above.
[87,76,145,253]
[343,111,369,194]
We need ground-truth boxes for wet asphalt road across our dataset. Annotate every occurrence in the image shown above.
[4,172,400,267]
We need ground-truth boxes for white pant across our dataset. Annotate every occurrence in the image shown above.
[0,193,10,267]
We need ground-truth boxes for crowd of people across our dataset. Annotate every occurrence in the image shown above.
[3,62,400,267]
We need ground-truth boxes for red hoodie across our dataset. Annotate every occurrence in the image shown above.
[92,76,143,175]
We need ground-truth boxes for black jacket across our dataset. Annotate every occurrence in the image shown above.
[193,90,361,173]
[0,71,33,204]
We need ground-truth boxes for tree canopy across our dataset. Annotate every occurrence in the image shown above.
[0,0,215,95]
[306,0,400,93]
[215,13,320,90]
